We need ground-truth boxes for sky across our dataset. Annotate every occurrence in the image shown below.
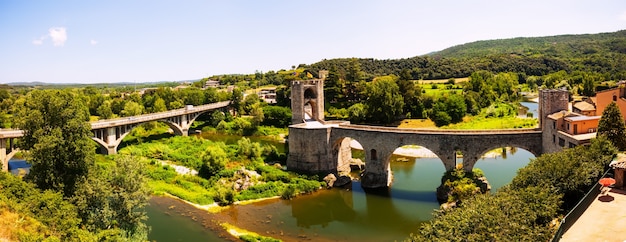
[1,1,626,84]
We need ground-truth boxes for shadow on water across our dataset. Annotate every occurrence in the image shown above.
[360,186,439,203]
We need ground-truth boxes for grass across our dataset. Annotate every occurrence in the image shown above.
[417,77,470,84]
[398,115,537,130]
[221,223,282,242]
[442,116,537,129]
[397,119,437,129]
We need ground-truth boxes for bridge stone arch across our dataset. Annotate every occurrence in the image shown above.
[456,131,543,172]
[330,136,363,174]
[461,141,541,172]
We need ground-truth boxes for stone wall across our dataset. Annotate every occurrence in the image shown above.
[540,89,570,153]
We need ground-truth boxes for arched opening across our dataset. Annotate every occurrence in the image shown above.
[117,121,178,151]
[303,102,314,120]
[472,146,536,192]
[304,88,317,99]
[387,144,446,219]
[370,149,378,160]
[332,137,367,176]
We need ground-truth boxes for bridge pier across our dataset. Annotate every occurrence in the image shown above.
[0,137,17,172]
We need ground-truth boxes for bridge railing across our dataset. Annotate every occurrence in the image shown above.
[334,123,542,134]
[0,129,24,138]
[91,101,230,129]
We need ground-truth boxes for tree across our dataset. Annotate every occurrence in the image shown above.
[364,76,404,123]
[597,102,626,150]
[73,156,150,238]
[324,66,343,103]
[261,106,291,127]
[581,78,596,97]
[96,100,114,119]
[121,101,144,117]
[152,97,167,113]
[15,90,95,197]
[198,146,229,178]
[231,88,243,116]
[445,94,467,123]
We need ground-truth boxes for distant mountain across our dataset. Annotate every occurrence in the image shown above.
[428,30,626,59]
[305,30,626,80]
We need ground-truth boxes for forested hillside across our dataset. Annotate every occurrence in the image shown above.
[304,30,626,81]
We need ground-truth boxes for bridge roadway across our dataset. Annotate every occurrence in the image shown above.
[0,101,231,171]
[287,121,544,188]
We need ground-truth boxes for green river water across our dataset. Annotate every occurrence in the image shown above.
[145,133,535,241]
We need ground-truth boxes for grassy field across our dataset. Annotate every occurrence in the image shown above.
[397,116,537,130]
[417,77,469,84]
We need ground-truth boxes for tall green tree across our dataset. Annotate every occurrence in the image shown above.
[231,88,243,116]
[15,90,95,197]
[597,102,626,150]
[121,101,144,117]
[73,156,150,238]
[324,66,343,104]
[364,76,404,123]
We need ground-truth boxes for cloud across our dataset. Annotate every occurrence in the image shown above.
[48,27,67,46]
[90,39,98,45]
[621,11,626,21]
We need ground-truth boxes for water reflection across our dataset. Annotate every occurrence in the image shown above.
[291,188,356,228]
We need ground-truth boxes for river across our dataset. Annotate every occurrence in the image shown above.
[146,102,537,241]
[146,146,535,242]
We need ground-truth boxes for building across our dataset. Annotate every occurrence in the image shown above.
[204,80,220,89]
[541,89,597,153]
[572,100,596,116]
[594,81,626,119]
[258,88,277,104]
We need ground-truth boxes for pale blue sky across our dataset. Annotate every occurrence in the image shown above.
[1,0,625,84]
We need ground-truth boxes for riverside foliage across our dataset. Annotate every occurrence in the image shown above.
[119,125,323,206]
[407,136,617,241]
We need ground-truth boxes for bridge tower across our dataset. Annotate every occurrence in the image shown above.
[539,88,570,153]
[290,79,324,124]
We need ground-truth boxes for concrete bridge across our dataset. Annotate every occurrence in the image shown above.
[286,79,561,188]
[0,101,230,171]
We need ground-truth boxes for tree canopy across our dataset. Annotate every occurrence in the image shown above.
[597,102,626,150]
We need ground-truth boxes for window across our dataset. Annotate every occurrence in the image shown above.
[553,135,556,143]
[370,149,378,160]
[569,142,576,148]
[614,94,618,102]
[558,138,565,147]
[553,121,556,130]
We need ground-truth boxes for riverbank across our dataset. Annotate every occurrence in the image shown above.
[150,194,287,241]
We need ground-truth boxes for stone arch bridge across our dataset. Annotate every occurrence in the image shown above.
[287,121,543,188]
[0,101,230,171]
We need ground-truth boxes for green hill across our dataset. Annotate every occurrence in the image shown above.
[304,30,626,81]
[429,30,626,59]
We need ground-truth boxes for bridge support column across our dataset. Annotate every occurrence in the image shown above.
[180,114,189,136]
[104,127,119,155]
[0,138,16,172]
[361,149,393,188]
[461,149,481,172]
[0,138,7,172]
